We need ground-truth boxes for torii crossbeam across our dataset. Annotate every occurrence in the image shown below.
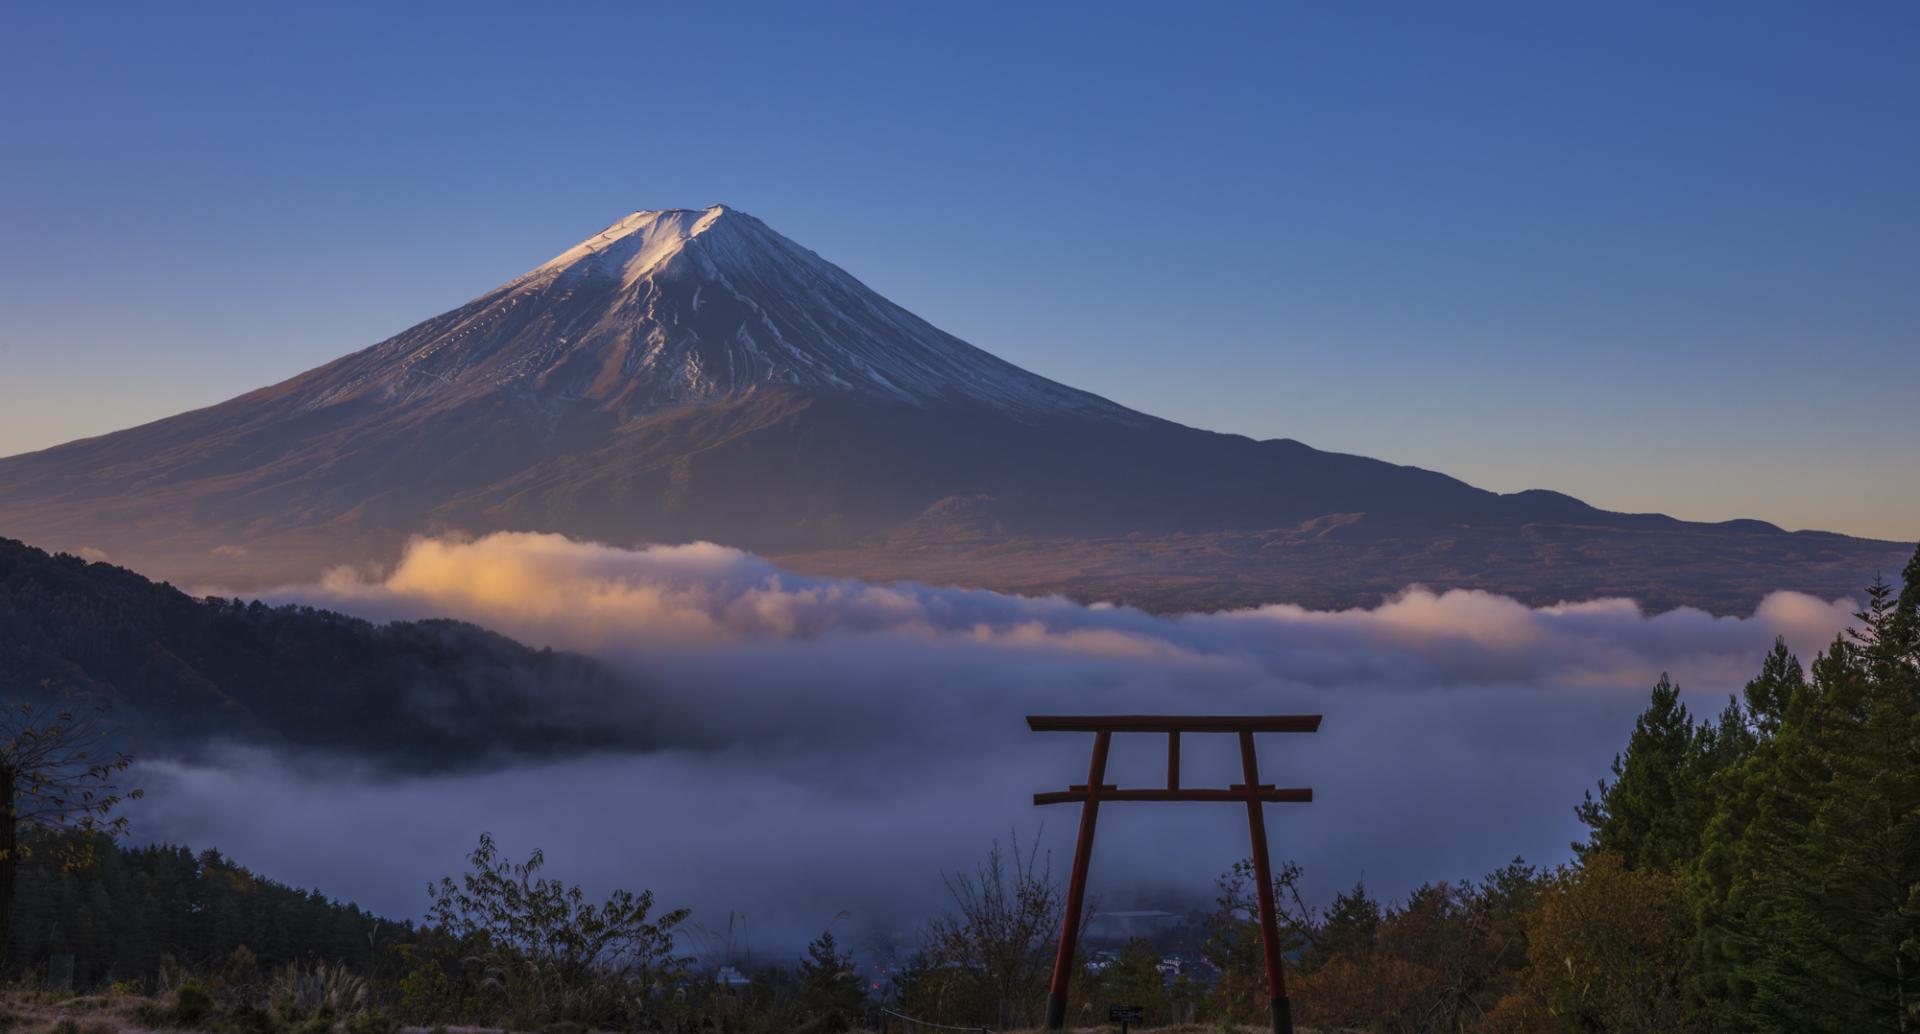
[1028,714,1321,1034]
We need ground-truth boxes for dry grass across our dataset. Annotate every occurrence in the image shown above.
[995,1027,1319,1034]
[0,996,1323,1034]
[0,992,161,1034]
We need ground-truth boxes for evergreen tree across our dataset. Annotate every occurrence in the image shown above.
[1689,548,1920,1032]
[795,930,866,1033]
[1302,881,1379,972]
[1479,856,1543,921]
[1741,578,1919,1032]
[1576,674,1719,868]
[888,950,946,1024]
[1742,638,1807,736]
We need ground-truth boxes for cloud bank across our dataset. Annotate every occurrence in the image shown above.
[139,532,1859,954]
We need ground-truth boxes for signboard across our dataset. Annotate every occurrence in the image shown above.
[1108,1005,1146,1024]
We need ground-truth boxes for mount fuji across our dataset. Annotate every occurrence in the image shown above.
[0,205,1904,611]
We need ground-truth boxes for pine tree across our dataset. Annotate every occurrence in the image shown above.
[1576,674,1716,868]
[1692,549,1920,1032]
[1302,881,1379,972]
[795,930,866,1033]
[1745,576,1920,1032]
[1741,638,1807,736]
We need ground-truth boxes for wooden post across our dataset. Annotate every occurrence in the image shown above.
[1167,730,1180,790]
[1239,730,1293,1034]
[1044,730,1110,1030]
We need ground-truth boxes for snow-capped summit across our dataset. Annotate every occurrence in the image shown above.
[518,205,739,287]
[313,205,1131,420]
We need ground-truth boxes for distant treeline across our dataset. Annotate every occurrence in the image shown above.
[0,536,642,766]
[6,838,384,986]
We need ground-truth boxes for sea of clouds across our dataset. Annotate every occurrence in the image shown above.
[133,532,1859,958]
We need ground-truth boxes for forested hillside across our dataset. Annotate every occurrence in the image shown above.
[1563,542,1920,1031]
[1226,543,1920,1032]
[6,837,383,987]
[0,537,646,766]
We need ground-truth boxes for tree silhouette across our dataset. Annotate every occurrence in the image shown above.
[796,929,866,1032]
[0,689,141,972]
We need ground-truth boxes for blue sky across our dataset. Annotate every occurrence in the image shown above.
[2,2,1915,539]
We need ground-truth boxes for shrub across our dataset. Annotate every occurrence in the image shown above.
[1522,852,1692,1032]
[227,1006,285,1034]
[394,958,448,1024]
[344,1010,398,1034]
[174,978,217,1026]
[132,977,220,1031]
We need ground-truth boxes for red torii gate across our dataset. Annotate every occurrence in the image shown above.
[1029,714,1321,1034]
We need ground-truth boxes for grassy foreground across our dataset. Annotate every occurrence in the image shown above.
[0,991,1314,1034]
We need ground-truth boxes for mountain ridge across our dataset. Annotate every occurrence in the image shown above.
[0,536,647,766]
[0,205,1905,612]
